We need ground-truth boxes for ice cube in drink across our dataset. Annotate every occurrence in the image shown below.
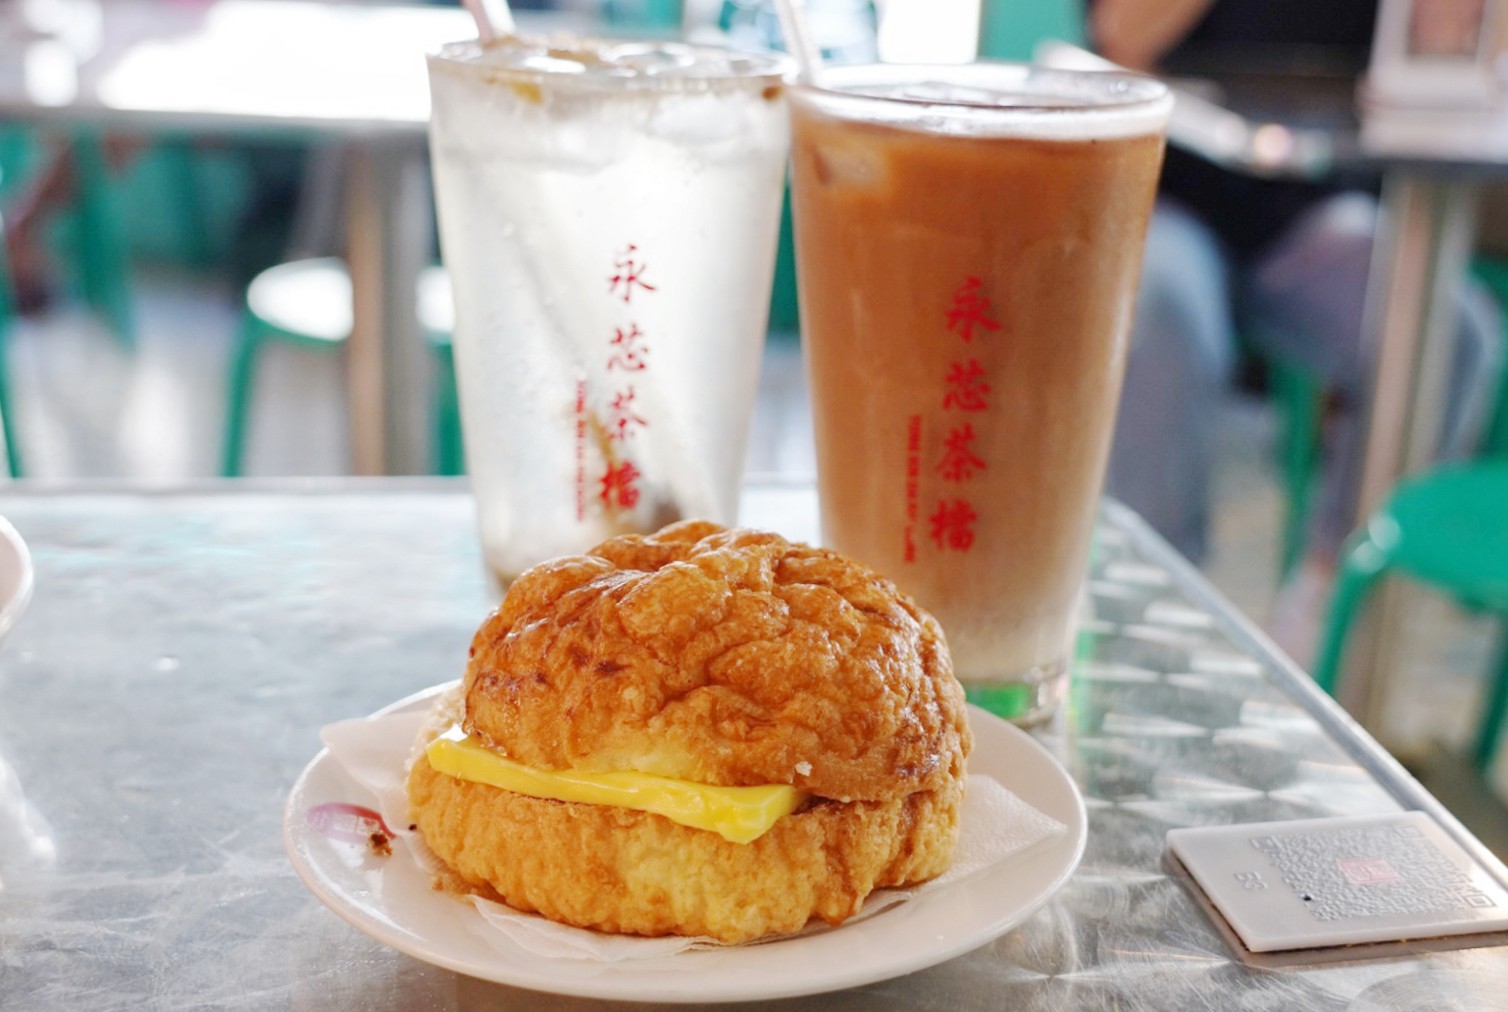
[427,37,791,585]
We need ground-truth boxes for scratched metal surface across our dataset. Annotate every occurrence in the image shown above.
[2,483,1506,1010]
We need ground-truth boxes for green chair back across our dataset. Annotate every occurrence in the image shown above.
[1468,255,1508,458]
[0,236,21,477]
[1272,256,1508,579]
[977,0,1084,61]
[602,0,684,35]
[1312,462,1508,769]
[768,190,800,338]
[0,125,38,199]
[65,130,135,344]
[0,227,12,324]
[223,258,461,477]
[1265,353,1326,580]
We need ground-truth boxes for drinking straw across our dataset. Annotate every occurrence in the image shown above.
[771,0,824,85]
[461,0,515,40]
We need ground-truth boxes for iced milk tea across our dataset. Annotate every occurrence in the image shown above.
[789,65,1170,722]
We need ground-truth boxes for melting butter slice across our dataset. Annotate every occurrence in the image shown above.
[425,726,806,844]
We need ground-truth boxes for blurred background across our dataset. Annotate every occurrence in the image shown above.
[2,0,1508,847]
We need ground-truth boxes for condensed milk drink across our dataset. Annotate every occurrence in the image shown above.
[427,37,791,586]
[788,64,1170,724]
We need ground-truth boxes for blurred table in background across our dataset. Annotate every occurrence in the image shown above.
[3,479,1508,1007]
[0,0,576,476]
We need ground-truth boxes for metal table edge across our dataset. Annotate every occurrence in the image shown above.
[1101,497,1508,891]
[0,475,471,498]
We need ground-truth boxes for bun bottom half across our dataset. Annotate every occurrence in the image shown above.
[405,695,964,944]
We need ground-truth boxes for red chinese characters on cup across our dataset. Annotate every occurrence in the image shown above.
[944,276,1000,342]
[608,387,647,443]
[608,242,657,302]
[928,276,999,553]
[593,243,656,512]
[600,459,643,510]
[608,324,649,371]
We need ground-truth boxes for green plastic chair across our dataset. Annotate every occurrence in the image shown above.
[1467,255,1508,459]
[0,231,23,477]
[1262,348,1327,579]
[1276,256,1508,577]
[603,0,683,34]
[0,127,135,343]
[7,127,232,346]
[417,266,464,476]
[62,129,135,345]
[221,257,462,476]
[0,125,35,199]
[1312,462,1508,770]
[977,0,1084,60]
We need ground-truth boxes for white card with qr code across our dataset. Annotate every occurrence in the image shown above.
[1167,813,1508,952]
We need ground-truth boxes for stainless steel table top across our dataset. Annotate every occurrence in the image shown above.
[2,481,1506,1009]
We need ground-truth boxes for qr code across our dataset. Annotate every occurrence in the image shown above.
[1250,824,1497,922]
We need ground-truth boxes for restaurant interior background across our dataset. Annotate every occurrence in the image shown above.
[3,0,1508,853]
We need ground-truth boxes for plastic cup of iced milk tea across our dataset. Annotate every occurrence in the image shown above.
[788,63,1172,724]
[426,36,792,587]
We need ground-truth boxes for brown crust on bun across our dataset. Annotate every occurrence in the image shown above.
[461,520,971,802]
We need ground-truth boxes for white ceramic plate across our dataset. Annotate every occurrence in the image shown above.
[284,685,1087,1003]
[0,516,33,643]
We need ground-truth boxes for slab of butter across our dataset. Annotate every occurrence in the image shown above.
[426,726,806,843]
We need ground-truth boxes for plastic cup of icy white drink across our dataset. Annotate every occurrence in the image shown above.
[788,64,1171,725]
[426,36,791,587]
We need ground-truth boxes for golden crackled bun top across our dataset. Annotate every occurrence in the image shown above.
[461,520,971,803]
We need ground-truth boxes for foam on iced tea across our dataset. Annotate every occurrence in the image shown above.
[789,69,1167,719]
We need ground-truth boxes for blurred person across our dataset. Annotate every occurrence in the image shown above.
[1092,0,1502,661]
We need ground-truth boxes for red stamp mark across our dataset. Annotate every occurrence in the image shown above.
[1337,857,1403,886]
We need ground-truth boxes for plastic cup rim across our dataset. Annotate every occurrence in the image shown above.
[795,61,1172,118]
[426,34,796,93]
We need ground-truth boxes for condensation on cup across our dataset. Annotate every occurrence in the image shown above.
[426,36,792,588]
[788,63,1172,725]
